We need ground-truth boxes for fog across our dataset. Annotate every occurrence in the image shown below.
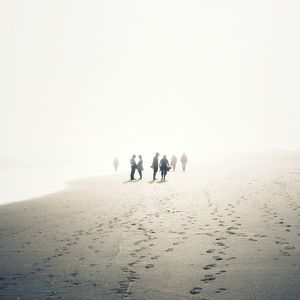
[1,0,300,168]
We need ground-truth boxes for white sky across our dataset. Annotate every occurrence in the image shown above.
[0,0,299,164]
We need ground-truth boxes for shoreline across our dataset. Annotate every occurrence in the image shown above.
[0,170,119,207]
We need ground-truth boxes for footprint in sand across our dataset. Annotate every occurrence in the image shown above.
[275,239,289,245]
[285,245,295,250]
[203,264,216,270]
[213,256,223,261]
[145,264,154,269]
[227,226,238,231]
[113,281,131,297]
[201,274,216,283]
[280,250,291,256]
[206,249,215,253]
[190,287,202,294]
[216,287,227,293]
[205,233,213,237]
[150,255,160,260]
[227,256,236,260]
[216,242,226,246]
[248,238,258,242]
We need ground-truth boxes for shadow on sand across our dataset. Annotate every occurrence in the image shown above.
[157,180,168,184]
[148,180,168,184]
[123,180,140,184]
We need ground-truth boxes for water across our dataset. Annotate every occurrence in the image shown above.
[0,159,113,205]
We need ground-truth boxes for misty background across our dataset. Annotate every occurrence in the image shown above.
[1,0,300,202]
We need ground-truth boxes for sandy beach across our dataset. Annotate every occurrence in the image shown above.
[0,156,300,299]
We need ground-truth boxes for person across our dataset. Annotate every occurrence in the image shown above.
[137,155,144,179]
[130,154,137,180]
[160,155,170,181]
[151,152,160,180]
[170,154,177,171]
[181,153,188,171]
[113,157,119,172]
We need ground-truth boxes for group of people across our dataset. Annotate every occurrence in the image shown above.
[113,153,188,181]
[130,155,145,180]
[169,153,188,171]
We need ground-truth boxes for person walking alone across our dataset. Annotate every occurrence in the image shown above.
[181,153,188,171]
[113,157,119,172]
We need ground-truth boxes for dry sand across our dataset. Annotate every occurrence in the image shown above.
[0,156,300,299]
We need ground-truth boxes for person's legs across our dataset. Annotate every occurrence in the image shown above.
[130,166,136,180]
[138,169,142,179]
[153,168,158,180]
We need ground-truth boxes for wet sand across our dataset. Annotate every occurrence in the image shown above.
[0,157,300,299]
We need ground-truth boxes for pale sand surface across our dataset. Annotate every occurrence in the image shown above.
[0,157,300,299]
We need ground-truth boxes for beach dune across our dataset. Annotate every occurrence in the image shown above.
[0,157,300,299]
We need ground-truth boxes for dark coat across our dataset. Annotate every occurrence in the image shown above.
[137,160,143,171]
[160,158,169,171]
[152,157,159,169]
[130,158,137,168]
